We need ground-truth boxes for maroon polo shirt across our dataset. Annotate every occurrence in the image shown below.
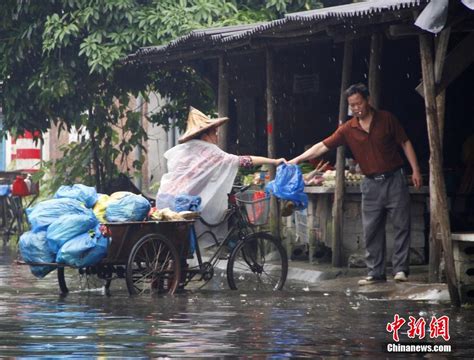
[322,110,409,176]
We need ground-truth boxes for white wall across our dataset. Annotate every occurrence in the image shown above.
[145,93,180,189]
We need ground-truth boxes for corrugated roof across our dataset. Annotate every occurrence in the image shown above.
[127,22,265,60]
[123,0,429,64]
[220,19,287,43]
[286,0,425,20]
[220,0,428,43]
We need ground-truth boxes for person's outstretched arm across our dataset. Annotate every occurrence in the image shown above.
[289,142,329,165]
[249,156,286,167]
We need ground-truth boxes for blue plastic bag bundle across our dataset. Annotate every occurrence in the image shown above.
[19,231,56,278]
[156,193,175,210]
[265,164,308,210]
[0,185,11,196]
[54,184,98,208]
[105,193,151,222]
[175,194,201,212]
[26,198,92,232]
[56,226,108,267]
[46,211,99,253]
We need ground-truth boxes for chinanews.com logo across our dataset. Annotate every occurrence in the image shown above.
[385,314,452,353]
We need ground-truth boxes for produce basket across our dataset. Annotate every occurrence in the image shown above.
[235,190,270,225]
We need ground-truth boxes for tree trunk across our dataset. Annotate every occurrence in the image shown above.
[88,107,103,192]
[419,33,460,307]
[429,28,450,283]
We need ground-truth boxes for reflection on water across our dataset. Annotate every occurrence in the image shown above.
[1,246,473,357]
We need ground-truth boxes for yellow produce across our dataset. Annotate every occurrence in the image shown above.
[93,194,111,223]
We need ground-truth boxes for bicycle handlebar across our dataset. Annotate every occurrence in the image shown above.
[231,184,251,194]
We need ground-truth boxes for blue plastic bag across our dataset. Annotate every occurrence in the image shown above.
[0,185,11,196]
[56,226,108,267]
[188,227,197,256]
[175,194,201,212]
[46,211,99,253]
[19,231,56,278]
[265,164,308,210]
[26,198,91,232]
[156,193,175,210]
[105,194,151,222]
[54,184,98,208]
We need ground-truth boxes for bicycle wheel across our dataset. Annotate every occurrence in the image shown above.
[227,232,288,291]
[57,266,111,295]
[126,233,181,295]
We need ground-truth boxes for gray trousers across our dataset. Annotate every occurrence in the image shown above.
[360,169,411,278]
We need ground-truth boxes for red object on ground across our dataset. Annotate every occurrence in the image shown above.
[12,176,29,196]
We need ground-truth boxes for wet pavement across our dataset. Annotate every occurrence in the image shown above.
[1,245,474,358]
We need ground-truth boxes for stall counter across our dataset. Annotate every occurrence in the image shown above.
[286,185,429,265]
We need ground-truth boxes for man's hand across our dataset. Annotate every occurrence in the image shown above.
[412,169,422,189]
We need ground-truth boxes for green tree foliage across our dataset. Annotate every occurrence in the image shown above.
[0,0,339,192]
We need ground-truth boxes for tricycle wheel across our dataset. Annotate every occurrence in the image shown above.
[57,266,112,295]
[126,233,181,295]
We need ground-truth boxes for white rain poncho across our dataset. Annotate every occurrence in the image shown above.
[157,139,240,224]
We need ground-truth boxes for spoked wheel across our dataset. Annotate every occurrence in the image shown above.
[227,232,288,291]
[57,266,112,295]
[126,233,181,295]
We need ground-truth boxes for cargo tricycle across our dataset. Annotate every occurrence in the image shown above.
[20,186,288,295]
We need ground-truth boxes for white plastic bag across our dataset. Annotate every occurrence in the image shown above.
[157,139,239,224]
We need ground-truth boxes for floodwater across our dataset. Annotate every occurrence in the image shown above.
[1,246,473,358]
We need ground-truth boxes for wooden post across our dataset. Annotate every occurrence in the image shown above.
[429,28,450,283]
[419,33,460,306]
[306,194,317,264]
[434,28,450,138]
[368,33,383,109]
[332,39,353,267]
[217,55,229,151]
[266,48,280,237]
[266,48,276,177]
[416,32,474,98]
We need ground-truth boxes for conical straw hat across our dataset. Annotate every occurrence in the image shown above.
[178,107,228,143]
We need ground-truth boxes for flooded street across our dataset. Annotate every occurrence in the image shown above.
[1,245,473,358]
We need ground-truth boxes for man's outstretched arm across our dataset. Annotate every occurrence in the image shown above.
[289,142,329,165]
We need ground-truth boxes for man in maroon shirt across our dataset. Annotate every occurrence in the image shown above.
[290,83,422,285]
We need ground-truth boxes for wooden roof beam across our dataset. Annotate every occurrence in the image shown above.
[249,34,330,48]
[388,12,473,39]
[326,24,383,43]
[387,24,423,38]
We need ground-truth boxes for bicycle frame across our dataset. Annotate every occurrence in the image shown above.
[186,186,257,280]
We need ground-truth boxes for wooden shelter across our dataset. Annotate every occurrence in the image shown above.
[125,0,474,306]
